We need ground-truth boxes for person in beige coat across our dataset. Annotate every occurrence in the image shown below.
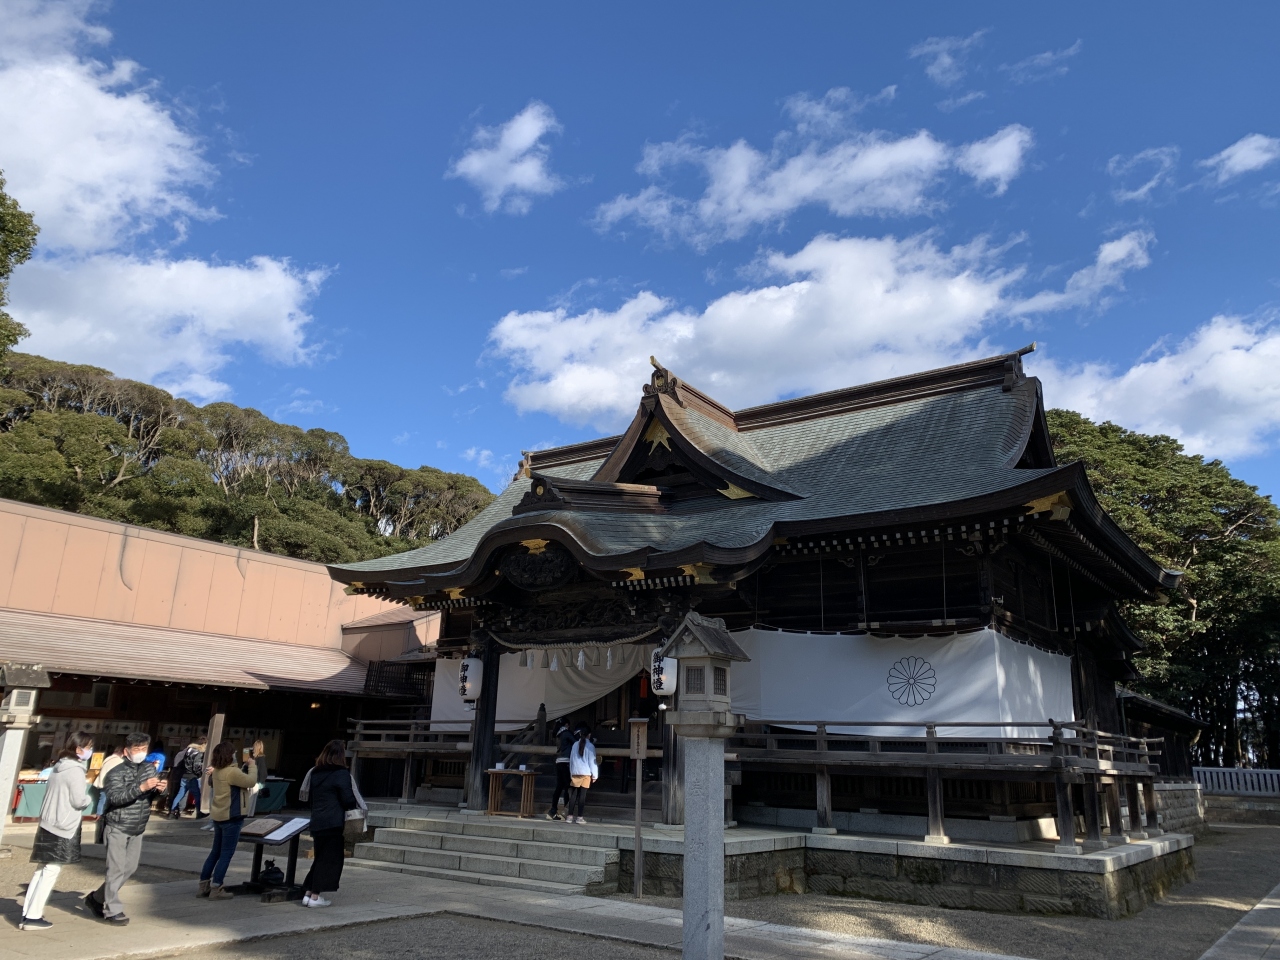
[197,742,257,900]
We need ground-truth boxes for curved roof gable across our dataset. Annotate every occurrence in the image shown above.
[328,346,1177,599]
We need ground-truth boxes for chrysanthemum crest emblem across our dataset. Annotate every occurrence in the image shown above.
[887,657,936,706]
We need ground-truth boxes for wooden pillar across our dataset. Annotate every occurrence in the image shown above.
[1082,777,1107,851]
[814,765,834,833]
[661,706,684,825]
[200,706,226,815]
[465,634,501,812]
[1054,775,1081,854]
[1125,779,1148,839]
[1143,779,1163,835]
[925,769,949,843]
[400,754,413,802]
[1104,780,1128,844]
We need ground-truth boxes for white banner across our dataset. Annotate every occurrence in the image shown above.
[729,627,1073,738]
[430,645,651,732]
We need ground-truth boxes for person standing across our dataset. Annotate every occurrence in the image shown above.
[168,736,206,818]
[197,742,258,900]
[566,724,598,825]
[298,739,359,908]
[86,733,166,925]
[19,732,95,931]
[93,745,126,843]
[545,719,573,820]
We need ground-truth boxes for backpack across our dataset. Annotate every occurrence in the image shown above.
[183,746,205,779]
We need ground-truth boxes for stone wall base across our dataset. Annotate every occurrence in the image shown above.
[1205,795,1280,825]
[616,836,1195,919]
[1155,782,1206,834]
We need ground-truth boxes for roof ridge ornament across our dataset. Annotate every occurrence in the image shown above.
[645,356,681,399]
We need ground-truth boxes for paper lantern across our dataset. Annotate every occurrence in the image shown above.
[458,657,483,701]
[650,650,678,697]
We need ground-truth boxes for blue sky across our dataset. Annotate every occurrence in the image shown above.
[2,2,1279,496]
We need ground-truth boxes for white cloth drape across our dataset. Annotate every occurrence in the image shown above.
[430,645,651,732]
[729,627,1074,738]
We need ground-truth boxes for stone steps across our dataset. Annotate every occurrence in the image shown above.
[345,858,586,895]
[353,807,624,894]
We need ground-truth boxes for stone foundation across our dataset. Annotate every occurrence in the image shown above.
[621,846,806,900]
[1204,794,1280,825]
[1155,782,1206,833]
[613,832,1195,919]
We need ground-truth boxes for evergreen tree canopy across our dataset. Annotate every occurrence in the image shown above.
[1048,409,1280,766]
[0,352,495,564]
[0,172,38,366]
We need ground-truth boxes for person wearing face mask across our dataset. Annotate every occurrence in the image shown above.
[19,732,96,931]
[84,732,166,926]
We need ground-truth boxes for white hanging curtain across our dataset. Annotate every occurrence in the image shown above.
[430,644,650,732]
[729,627,1074,738]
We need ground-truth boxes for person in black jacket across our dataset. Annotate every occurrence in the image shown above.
[85,733,167,925]
[545,719,573,820]
[299,739,358,908]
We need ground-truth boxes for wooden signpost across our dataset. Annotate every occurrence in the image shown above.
[629,716,648,897]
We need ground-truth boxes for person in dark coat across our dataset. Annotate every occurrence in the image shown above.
[545,719,573,820]
[85,732,166,925]
[299,739,359,908]
[20,732,95,931]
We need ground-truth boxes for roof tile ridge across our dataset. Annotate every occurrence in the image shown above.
[733,346,1036,429]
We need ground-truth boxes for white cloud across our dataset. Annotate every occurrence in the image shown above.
[937,91,986,113]
[1010,230,1153,316]
[0,1,213,253]
[596,105,1035,249]
[1040,316,1280,459]
[492,233,1026,430]
[781,86,896,136]
[1001,40,1082,84]
[1197,133,1280,184]
[1108,147,1179,203]
[446,101,564,214]
[12,254,324,401]
[909,31,987,87]
[956,125,1034,195]
[0,0,324,401]
[490,226,1157,432]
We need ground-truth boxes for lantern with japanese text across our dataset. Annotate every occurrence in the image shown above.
[650,649,678,697]
[458,657,483,701]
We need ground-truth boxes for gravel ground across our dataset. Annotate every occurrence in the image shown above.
[611,825,1280,960]
[149,914,673,960]
[0,851,191,904]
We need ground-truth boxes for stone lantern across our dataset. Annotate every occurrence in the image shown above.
[0,662,50,847]
[657,613,749,960]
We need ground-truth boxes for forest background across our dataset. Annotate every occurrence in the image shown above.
[1,174,1277,767]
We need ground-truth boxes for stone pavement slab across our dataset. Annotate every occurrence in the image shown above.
[1200,879,1280,960]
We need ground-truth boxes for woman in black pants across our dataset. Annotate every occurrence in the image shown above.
[300,740,358,908]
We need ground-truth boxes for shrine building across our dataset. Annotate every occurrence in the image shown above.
[329,348,1191,848]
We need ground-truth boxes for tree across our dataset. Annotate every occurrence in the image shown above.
[1048,410,1280,765]
[0,352,496,564]
[0,172,38,367]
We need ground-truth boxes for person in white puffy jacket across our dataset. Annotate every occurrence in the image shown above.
[565,724,598,824]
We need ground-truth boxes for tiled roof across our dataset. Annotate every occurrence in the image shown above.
[329,350,1172,595]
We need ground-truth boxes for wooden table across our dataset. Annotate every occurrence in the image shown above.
[486,768,537,818]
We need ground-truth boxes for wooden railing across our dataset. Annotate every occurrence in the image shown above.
[346,719,662,760]
[1195,767,1280,797]
[729,720,1161,774]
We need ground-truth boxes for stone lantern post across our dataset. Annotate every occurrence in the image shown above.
[0,662,51,849]
[657,612,749,960]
